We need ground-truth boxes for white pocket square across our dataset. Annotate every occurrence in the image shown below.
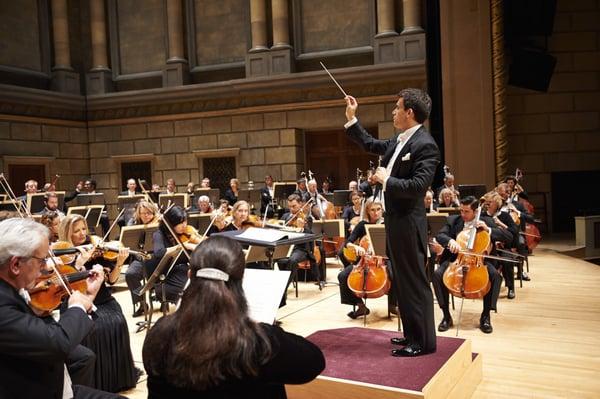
[401,153,411,161]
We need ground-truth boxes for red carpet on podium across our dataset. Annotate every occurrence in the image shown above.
[306,327,467,392]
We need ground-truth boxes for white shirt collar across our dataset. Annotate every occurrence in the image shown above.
[397,124,422,143]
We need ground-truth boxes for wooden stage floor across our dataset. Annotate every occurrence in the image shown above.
[119,237,600,398]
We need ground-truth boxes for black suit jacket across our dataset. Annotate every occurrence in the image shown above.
[260,186,272,214]
[347,124,440,255]
[435,214,514,266]
[0,279,94,399]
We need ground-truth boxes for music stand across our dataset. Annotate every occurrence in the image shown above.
[119,223,159,252]
[159,193,188,209]
[427,213,449,237]
[311,219,345,238]
[365,224,387,258]
[437,207,460,216]
[333,190,352,207]
[0,200,22,212]
[27,191,66,214]
[273,182,297,202]
[117,194,146,210]
[0,194,6,201]
[194,188,220,206]
[238,189,261,210]
[67,205,105,230]
[245,244,291,263]
[75,193,105,206]
[187,213,212,234]
[458,184,488,199]
[134,245,183,332]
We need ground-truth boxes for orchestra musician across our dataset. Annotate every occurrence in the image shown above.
[37,191,65,218]
[120,178,138,197]
[39,210,61,243]
[435,173,459,201]
[278,194,323,307]
[58,214,138,392]
[165,178,177,195]
[294,178,310,203]
[432,196,513,334]
[144,206,192,308]
[142,236,325,398]
[200,177,211,188]
[483,191,519,299]
[345,88,440,357]
[348,180,358,192]
[321,179,332,194]
[207,200,250,236]
[424,189,437,213]
[438,187,460,208]
[193,195,213,214]
[224,178,240,206]
[17,179,38,203]
[260,175,275,217]
[306,179,329,219]
[124,200,159,317]
[337,200,394,319]
[0,218,124,399]
[341,191,363,234]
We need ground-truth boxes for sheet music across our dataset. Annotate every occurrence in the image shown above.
[242,269,291,323]
[238,227,304,243]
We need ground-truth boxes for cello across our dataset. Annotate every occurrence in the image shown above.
[442,207,491,300]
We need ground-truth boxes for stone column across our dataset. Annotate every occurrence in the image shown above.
[401,0,424,35]
[250,0,268,52]
[50,0,79,93]
[376,0,397,38]
[162,0,189,87]
[86,0,113,94]
[270,0,294,74]
[246,0,269,77]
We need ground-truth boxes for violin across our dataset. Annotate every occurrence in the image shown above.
[241,214,262,229]
[51,238,149,263]
[179,225,203,244]
[347,254,390,299]
[28,263,91,314]
[442,208,491,299]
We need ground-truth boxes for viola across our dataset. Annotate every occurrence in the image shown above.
[179,225,203,244]
[28,264,91,314]
[442,208,492,300]
[347,254,390,299]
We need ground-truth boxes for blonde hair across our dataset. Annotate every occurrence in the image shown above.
[364,199,383,223]
[59,214,88,245]
[134,200,158,224]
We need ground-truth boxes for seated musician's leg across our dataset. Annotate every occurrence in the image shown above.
[161,263,188,304]
[125,259,146,316]
[337,264,369,319]
[480,263,501,334]
[432,261,453,332]
[502,260,515,299]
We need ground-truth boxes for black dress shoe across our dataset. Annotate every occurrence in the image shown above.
[480,315,493,333]
[391,344,424,357]
[318,281,325,291]
[507,289,515,299]
[518,272,531,281]
[438,317,453,332]
[390,337,409,346]
[347,307,370,319]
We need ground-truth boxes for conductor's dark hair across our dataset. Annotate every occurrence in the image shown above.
[397,88,432,124]
[460,196,479,211]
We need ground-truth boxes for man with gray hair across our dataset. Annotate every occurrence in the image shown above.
[0,218,122,398]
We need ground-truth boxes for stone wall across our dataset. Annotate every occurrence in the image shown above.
[506,0,600,232]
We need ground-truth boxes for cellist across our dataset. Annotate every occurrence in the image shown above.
[337,200,394,319]
[432,196,512,334]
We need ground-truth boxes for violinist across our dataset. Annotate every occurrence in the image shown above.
[58,214,139,392]
[206,200,250,236]
[337,200,392,319]
[348,180,358,192]
[432,196,513,334]
[200,177,211,188]
[483,192,519,299]
[145,206,193,307]
[193,195,214,214]
[124,200,159,316]
[341,191,363,233]
[120,178,138,197]
[278,194,323,307]
[0,218,124,399]
[224,178,240,206]
[165,178,177,194]
[40,210,61,243]
[37,191,65,217]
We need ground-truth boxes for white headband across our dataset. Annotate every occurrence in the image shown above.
[195,268,229,282]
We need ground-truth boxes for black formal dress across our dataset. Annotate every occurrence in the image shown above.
[260,186,274,216]
[223,189,238,206]
[76,249,137,393]
[0,279,121,399]
[143,319,325,399]
[347,122,439,352]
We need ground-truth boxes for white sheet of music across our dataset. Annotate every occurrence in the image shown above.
[238,227,304,242]
[242,269,291,324]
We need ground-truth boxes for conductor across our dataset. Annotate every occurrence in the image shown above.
[344,88,440,357]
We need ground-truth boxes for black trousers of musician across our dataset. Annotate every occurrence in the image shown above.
[153,263,188,304]
[278,248,320,307]
[432,260,501,315]
[337,262,397,308]
[500,260,515,290]
[125,259,144,307]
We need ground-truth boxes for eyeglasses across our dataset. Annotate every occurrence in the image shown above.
[23,255,50,267]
